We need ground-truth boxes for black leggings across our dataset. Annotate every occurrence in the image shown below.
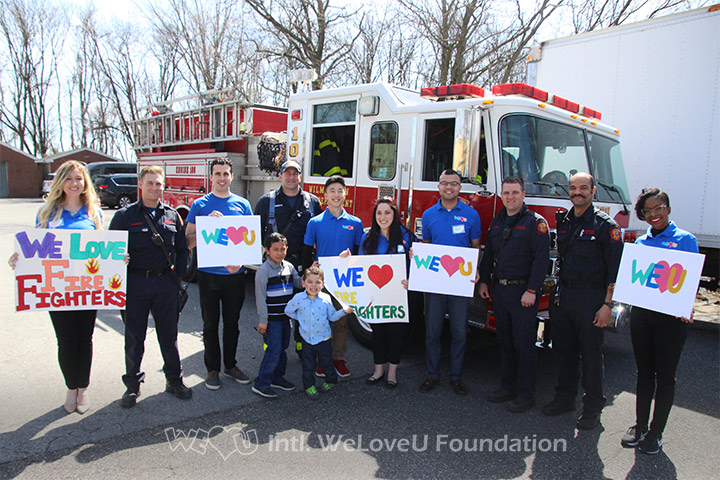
[49,310,97,389]
[630,307,688,436]
[370,323,408,365]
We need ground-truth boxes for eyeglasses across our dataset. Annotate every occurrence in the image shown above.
[641,205,668,217]
[439,181,461,187]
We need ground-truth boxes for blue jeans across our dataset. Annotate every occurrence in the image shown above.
[424,292,470,381]
[301,338,337,389]
[254,319,291,389]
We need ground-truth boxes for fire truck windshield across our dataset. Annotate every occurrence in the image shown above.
[499,114,629,203]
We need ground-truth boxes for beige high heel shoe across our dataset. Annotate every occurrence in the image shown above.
[64,389,78,414]
[76,388,90,414]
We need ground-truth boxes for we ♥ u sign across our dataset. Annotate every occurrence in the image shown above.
[319,254,409,324]
[408,243,478,298]
[195,216,262,268]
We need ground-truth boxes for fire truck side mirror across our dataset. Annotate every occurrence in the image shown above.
[452,108,481,179]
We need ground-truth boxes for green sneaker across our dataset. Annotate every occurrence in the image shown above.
[305,385,319,400]
[321,382,336,392]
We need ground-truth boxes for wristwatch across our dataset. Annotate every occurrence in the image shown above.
[603,301,614,309]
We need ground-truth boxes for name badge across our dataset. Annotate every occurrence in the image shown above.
[397,245,405,253]
[453,224,465,234]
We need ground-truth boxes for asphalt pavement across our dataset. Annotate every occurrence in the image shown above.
[1,199,719,479]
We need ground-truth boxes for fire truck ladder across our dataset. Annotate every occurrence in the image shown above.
[131,96,255,151]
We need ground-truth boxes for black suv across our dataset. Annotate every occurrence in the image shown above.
[95,174,138,208]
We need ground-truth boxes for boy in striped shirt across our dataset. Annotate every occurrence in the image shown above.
[252,233,302,399]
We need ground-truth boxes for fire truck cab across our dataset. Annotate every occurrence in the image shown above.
[286,82,632,341]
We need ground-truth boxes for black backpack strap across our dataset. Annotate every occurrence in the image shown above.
[268,189,279,234]
[141,208,184,291]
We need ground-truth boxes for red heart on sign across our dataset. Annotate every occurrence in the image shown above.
[440,255,464,277]
[368,265,393,289]
[226,226,248,245]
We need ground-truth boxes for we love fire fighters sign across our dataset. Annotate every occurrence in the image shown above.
[13,229,128,312]
[319,254,409,324]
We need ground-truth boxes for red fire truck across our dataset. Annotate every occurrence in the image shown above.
[132,95,288,219]
[285,82,632,344]
[131,83,632,346]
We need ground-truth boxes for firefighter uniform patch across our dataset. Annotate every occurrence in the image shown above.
[537,220,548,235]
[610,227,621,242]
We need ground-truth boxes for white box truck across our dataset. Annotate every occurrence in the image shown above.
[526,5,720,284]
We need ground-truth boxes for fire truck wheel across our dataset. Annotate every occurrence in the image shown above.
[348,313,373,348]
[183,247,198,283]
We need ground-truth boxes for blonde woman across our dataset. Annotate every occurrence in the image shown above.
[9,160,103,414]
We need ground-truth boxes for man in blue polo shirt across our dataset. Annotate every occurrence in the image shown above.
[186,158,253,391]
[302,175,363,377]
[419,169,482,396]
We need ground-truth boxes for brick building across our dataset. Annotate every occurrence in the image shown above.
[0,143,43,198]
[0,144,126,198]
[40,148,124,174]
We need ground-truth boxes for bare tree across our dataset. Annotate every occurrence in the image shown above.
[398,0,494,85]
[245,0,362,90]
[493,0,565,84]
[144,0,256,98]
[0,0,68,156]
[68,7,98,149]
[83,20,148,157]
[345,7,395,84]
[568,0,693,33]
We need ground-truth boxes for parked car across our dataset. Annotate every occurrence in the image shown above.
[95,173,138,208]
[86,162,137,183]
[41,173,55,198]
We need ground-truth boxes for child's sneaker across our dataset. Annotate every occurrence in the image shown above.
[315,367,325,377]
[305,385,319,400]
[320,382,336,392]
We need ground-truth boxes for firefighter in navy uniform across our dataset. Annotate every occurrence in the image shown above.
[255,160,321,356]
[110,165,192,408]
[479,177,550,413]
[542,172,622,430]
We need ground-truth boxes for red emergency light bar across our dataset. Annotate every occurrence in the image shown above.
[492,82,602,120]
[550,95,580,114]
[580,106,602,120]
[492,83,548,101]
[420,84,485,99]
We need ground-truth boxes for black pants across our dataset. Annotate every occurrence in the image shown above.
[549,287,606,414]
[301,338,337,389]
[49,310,97,389]
[123,273,182,388]
[370,322,408,365]
[631,307,688,436]
[197,270,245,372]
[493,284,539,401]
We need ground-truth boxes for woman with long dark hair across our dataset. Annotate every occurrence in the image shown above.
[359,197,415,388]
[621,187,698,454]
[9,160,103,414]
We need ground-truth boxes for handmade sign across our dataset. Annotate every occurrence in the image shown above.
[613,243,705,318]
[14,229,128,312]
[195,215,262,268]
[408,243,478,297]
[318,254,409,324]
